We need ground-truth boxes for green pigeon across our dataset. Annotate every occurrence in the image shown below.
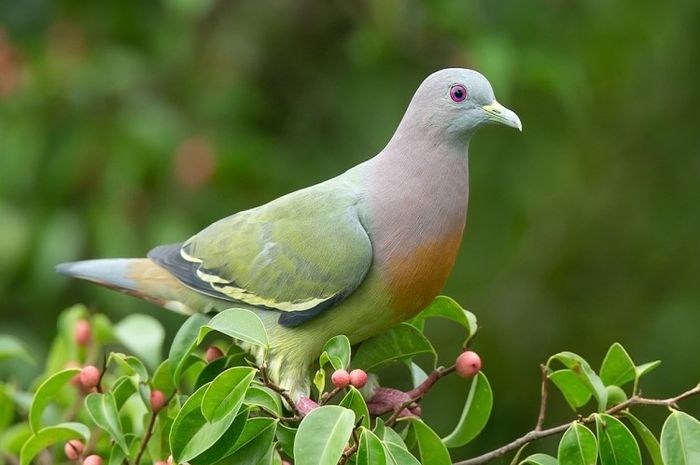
[57,68,521,403]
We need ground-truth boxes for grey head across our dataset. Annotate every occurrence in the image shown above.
[395,68,522,143]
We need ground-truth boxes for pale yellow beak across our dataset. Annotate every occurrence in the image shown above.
[481,100,522,131]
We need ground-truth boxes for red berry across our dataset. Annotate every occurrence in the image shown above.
[331,369,350,388]
[79,366,101,389]
[82,455,102,465]
[282,461,292,465]
[154,461,169,465]
[74,320,92,347]
[64,440,84,460]
[456,351,482,378]
[150,389,167,413]
[349,369,368,388]
[205,346,224,363]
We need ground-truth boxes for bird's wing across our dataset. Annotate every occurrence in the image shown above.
[148,180,373,327]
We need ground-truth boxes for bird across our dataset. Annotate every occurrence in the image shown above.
[56,68,521,407]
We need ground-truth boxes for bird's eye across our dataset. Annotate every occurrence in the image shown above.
[450,84,467,102]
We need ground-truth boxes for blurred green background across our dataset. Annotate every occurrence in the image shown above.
[1,0,699,460]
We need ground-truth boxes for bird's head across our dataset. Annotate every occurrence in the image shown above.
[405,68,522,139]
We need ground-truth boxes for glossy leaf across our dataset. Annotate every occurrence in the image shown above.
[600,343,636,387]
[197,308,269,348]
[548,352,608,412]
[352,323,435,372]
[410,296,477,340]
[519,453,558,465]
[595,413,641,465]
[339,387,370,428]
[622,412,663,465]
[276,422,297,458]
[382,441,421,465]
[20,422,90,465]
[549,369,592,410]
[195,356,229,390]
[410,419,451,465]
[114,313,165,368]
[0,423,32,455]
[557,423,597,465]
[189,408,249,465]
[111,376,136,410]
[84,392,129,453]
[442,371,493,447]
[407,361,429,389]
[245,384,283,416]
[201,366,255,422]
[152,359,175,393]
[357,428,387,465]
[28,367,81,433]
[213,417,277,465]
[170,313,210,385]
[660,410,700,465]
[294,405,355,465]
[635,361,661,380]
[169,380,249,462]
[319,335,351,370]
[109,352,149,381]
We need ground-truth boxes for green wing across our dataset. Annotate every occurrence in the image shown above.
[151,181,373,326]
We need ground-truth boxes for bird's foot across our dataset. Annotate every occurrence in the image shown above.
[296,396,319,416]
[366,387,422,418]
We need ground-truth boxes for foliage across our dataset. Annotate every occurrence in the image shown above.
[1,297,699,465]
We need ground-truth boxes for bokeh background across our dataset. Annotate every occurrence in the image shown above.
[1,0,699,461]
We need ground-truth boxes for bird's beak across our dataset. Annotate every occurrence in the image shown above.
[481,100,522,131]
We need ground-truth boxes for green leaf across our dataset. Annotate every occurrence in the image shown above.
[549,369,593,410]
[600,343,636,387]
[622,412,663,465]
[0,385,15,432]
[557,423,597,465]
[410,419,451,465]
[0,335,32,363]
[660,410,700,465]
[276,422,297,458]
[352,323,435,372]
[111,376,137,410]
[442,371,493,447]
[605,385,628,407]
[152,359,175,393]
[294,405,355,465]
[595,413,641,465]
[410,296,477,340]
[0,422,32,455]
[197,308,268,348]
[195,356,229,390]
[357,428,387,465]
[84,392,129,453]
[189,408,249,465]
[339,387,370,428]
[245,384,283,416]
[634,361,661,380]
[114,314,165,368]
[20,423,90,465]
[201,367,256,422]
[109,352,149,381]
[319,335,351,370]
[212,417,277,465]
[170,313,210,385]
[407,361,429,389]
[28,367,81,433]
[382,441,421,465]
[519,453,558,465]
[548,352,608,412]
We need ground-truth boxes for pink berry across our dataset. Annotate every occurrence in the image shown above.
[150,389,167,413]
[331,369,350,389]
[154,461,169,465]
[205,346,224,363]
[64,440,84,460]
[349,369,368,388]
[82,455,102,465]
[282,461,292,465]
[456,351,482,378]
[74,320,92,347]
[79,365,101,389]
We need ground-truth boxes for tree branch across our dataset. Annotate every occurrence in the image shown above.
[453,382,700,465]
[535,364,548,431]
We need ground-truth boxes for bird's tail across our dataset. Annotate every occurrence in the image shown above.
[55,258,195,314]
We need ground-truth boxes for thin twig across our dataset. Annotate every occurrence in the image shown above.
[258,405,302,423]
[535,364,549,431]
[320,386,343,405]
[453,382,700,465]
[134,412,157,465]
[259,364,301,417]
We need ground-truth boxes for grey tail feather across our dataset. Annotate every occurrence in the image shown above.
[55,259,139,292]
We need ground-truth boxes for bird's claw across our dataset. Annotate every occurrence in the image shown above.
[366,387,422,418]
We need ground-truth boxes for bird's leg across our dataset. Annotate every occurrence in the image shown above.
[296,396,320,416]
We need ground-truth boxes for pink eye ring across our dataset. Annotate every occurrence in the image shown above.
[450,84,467,102]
